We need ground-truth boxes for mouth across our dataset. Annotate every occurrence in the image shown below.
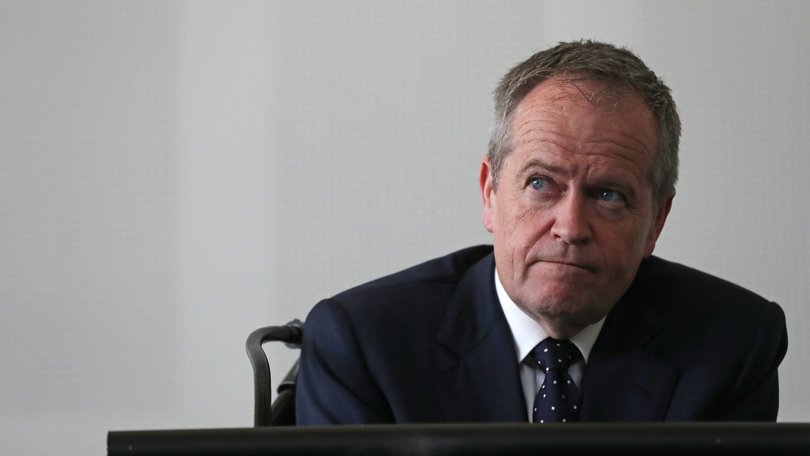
[535,259,596,273]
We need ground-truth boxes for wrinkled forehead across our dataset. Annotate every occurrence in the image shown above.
[512,77,659,164]
[529,76,650,115]
[510,77,660,190]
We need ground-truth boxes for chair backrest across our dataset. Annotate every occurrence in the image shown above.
[245,320,303,426]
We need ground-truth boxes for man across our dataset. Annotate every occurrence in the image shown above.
[295,40,787,424]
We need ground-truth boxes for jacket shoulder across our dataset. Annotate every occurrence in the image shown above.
[306,245,494,331]
[639,256,770,302]
[635,255,785,328]
[332,245,493,301]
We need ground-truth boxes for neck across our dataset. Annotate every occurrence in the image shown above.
[536,319,586,340]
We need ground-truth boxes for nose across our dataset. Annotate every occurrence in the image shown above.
[550,193,592,245]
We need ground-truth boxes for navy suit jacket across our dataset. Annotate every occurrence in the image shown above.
[296,245,788,424]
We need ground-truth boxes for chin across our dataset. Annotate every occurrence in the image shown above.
[524,293,608,328]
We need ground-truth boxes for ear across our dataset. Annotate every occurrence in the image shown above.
[643,193,674,257]
[480,157,496,233]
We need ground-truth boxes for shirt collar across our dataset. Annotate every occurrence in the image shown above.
[495,269,605,364]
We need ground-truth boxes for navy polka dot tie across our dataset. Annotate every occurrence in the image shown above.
[530,338,582,423]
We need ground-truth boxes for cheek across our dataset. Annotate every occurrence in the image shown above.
[492,205,541,270]
[500,195,539,231]
[604,220,655,268]
[501,207,544,249]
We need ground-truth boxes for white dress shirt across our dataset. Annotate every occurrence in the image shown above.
[495,270,605,421]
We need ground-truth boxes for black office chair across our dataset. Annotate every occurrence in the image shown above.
[245,319,303,426]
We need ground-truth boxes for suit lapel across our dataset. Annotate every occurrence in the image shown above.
[428,254,679,422]
[431,254,526,422]
[580,281,677,421]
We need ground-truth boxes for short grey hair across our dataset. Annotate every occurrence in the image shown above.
[488,40,681,204]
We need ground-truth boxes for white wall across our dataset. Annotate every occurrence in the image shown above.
[1,1,807,453]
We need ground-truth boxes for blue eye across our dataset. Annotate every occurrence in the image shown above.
[598,189,625,203]
[529,177,548,190]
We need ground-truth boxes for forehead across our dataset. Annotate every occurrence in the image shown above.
[514,77,656,135]
[509,78,658,173]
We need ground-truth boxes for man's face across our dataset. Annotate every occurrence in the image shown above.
[480,79,672,338]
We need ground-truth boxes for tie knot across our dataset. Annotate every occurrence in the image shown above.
[530,338,581,372]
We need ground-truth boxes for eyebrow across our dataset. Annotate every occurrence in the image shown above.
[517,157,639,201]
[517,158,570,178]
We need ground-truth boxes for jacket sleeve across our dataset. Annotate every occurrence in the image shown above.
[295,299,393,424]
[717,301,788,421]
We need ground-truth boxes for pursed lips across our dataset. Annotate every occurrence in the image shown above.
[532,258,596,273]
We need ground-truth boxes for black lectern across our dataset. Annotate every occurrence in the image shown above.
[108,422,810,455]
